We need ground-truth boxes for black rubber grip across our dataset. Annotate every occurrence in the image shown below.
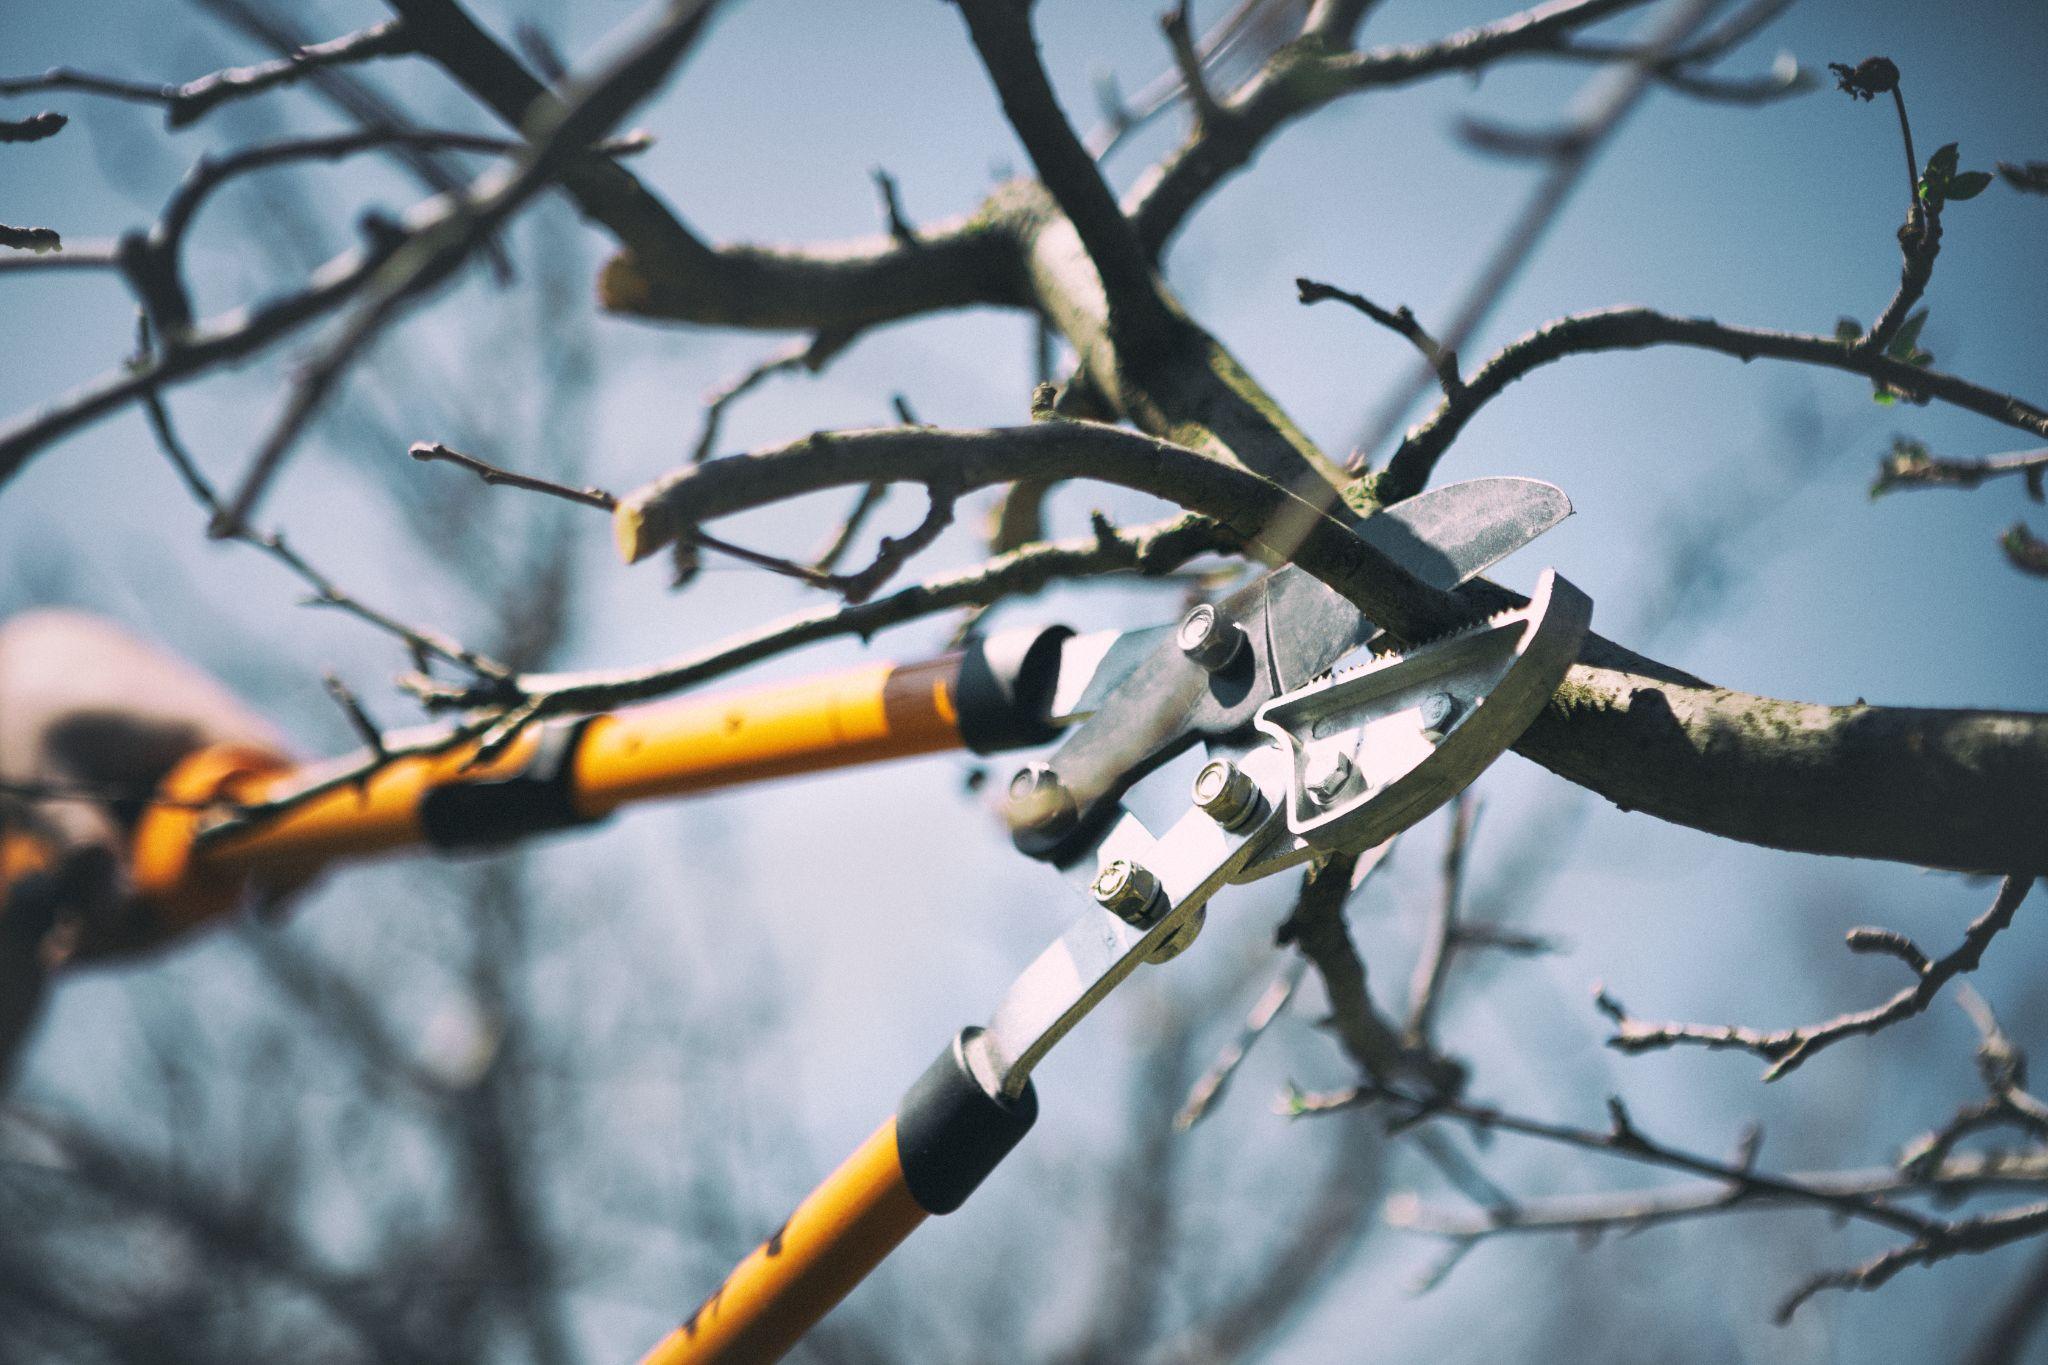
[954,627,1072,755]
[895,1028,1038,1215]
[418,717,608,850]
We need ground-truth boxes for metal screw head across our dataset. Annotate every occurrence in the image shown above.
[1092,858,1164,926]
[1191,758,1260,829]
[1176,603,1245,671]
[1302,748,1358,808]
[1418,691,1460,742]
[1007,762,1075,834]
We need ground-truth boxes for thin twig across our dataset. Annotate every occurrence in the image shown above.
[0,111,66,144]
[1405,791,1476,1045]
[1873,442,2048,501]
[1347,0,1723,476]
[1290,1082,1941,1243]
[1175,958,1306,1131]
[871,168,917,247]
[409,441,617,511]
[1298,277,1461,398]
[1599,876,2036,1080]
[211,0,723,531]
[0,225,60,253]
[320,673,389,762]
[0,20,419,128]
[136,339,511,685]
[1160,0,1223,130]
[689,329,859,465]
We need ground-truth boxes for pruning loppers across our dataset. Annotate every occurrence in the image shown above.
[0,473,1589,1362]
[638,480,1591,1363]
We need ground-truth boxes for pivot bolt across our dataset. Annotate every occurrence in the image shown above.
[1092,858,1165,927]
[1007,762,1076,835]
[1191,758,1261,830]
[1302,749,1358,808]
[1419,691,1460,742]
[1176,603,1245,672]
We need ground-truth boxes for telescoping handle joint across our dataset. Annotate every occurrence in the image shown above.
[639,1029,1036,1365]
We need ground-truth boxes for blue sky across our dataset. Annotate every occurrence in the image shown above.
[3,1,2046,1359]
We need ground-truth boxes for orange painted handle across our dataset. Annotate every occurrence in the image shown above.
[641,1120,928,1365]
[125,657,965,929]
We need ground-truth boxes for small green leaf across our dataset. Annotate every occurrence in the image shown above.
[1886,308,1930,361]
[1919,142,1962,208]
[1835,317,1865,342]
[1873,389,1897,405]
[1947,170,1993,201]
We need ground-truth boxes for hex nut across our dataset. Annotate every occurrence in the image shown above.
[1092,858,1164,926]
[1176,603,1245,671]
[1302,748,1358,807]
[1191,758,1260,829]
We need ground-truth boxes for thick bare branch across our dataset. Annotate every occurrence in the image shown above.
[951,0,1174,350]
[608,420,2048,873]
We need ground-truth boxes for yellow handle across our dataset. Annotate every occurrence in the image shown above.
[640,1120,928,1364]
[127,657,966,928]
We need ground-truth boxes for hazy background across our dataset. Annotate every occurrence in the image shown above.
[2,0,2045,1360]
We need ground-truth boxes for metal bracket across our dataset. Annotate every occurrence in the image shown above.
[1240,568,1591,879]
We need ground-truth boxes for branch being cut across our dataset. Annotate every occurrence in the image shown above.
[604,418,2048,873]
[1598,876,2035,1079]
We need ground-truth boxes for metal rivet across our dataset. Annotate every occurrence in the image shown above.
[1419,691,1460,742]
[1007,762,1075,834]
[1092,858,1164,927]
[1191,758,1260,830]
[1302,749,1358,808]
[1176,603,1245,671]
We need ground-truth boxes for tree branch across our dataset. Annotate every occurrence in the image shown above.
[211,0,724,531]
[951,0,1174,349]
[1598,876,2035,1079]
[1380,306,2048,502]
[0,19,418,128]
